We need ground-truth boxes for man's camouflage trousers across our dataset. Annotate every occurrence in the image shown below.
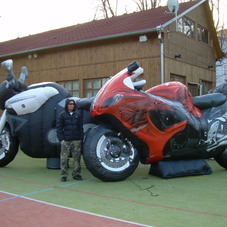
[60,140,81,178]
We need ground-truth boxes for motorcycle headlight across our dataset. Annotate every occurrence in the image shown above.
[99,94,123,109]
[111,94,123,105]
[91,86,105,110]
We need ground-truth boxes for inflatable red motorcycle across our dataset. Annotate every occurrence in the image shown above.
[83,61,227,181]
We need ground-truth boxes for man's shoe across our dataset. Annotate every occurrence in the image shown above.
[61,176,67,182]
[73,175,83,180]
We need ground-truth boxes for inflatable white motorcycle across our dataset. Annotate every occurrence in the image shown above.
[0,59,95,167]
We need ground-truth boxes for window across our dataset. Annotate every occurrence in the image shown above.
[84,78,109,98]
[197,25,209,44]
[170,74,186,84]
[58,80,79,97]
[188,83,199,96]
[177,17,195,37]
[200,80,212,94]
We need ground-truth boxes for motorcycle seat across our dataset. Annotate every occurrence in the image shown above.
[192,93,226,109]
[77,97,95,110]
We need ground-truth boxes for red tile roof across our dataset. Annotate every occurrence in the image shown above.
[0,0,205,56]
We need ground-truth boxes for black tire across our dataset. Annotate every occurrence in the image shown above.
[0,124,19,167]
[83,124,139,182]
[214,151,227,169]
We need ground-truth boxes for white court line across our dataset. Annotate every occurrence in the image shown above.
[0,191,153,227]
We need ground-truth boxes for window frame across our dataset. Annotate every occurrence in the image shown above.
[83,77,109,98]
[200,79,212,95]
[197,25,209,44]
[57,80,79,97]
[170,74,186,84]
[177,17,195,38]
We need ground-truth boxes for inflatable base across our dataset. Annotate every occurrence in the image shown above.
[149,159,212,179]
[46,158,60,169]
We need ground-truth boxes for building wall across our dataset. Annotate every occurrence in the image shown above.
[0,35,162,95]
[164,3,216,86]
[0,4,218,97]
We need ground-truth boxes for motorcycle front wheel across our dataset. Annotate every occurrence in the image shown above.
[0,124,19,167]
[83,124,139,182]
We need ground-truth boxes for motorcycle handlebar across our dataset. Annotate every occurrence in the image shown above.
[1,59,15,80]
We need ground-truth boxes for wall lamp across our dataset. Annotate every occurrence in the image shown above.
[208,65,213,69]
[175,54,181,59]
[139,35,148,42]
[28,53,38,59]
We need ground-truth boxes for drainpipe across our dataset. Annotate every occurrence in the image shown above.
[157,26,165,84]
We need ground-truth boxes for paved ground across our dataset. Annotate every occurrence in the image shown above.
[1,191,149,227]
[1,150,227,227]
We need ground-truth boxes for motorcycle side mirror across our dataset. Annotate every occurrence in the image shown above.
[18,66,29,83]
[1,59,15,80]
[127,61,139,75]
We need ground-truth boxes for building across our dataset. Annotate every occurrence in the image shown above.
[0,0,222,97]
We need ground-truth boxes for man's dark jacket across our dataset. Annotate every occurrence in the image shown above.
[56,99,84,142]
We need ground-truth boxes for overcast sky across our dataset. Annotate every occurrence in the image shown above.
[0,0,137,42]
[0,0,225,42]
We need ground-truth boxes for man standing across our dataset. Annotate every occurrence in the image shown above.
[56,98,84,182]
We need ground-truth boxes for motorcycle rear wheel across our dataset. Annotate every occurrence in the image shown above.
[0,124,19,167]
[214,150,227,169]
[83,124,139,182]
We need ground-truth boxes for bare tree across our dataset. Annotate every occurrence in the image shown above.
[93,0,164,19]
[133,0,163,10]
[217,27,227,57]
[94,0,116,19]
[209,0,221,30]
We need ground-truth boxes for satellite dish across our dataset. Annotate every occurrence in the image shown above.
[167,0,179,14]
